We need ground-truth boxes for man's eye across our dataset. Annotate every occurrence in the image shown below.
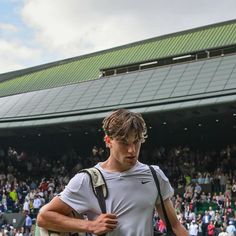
[119,141,128,146]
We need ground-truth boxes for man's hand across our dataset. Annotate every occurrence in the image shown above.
[89,213,118,235]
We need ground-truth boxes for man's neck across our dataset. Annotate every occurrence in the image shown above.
[100,158,134,173]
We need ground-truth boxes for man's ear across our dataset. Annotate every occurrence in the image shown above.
[104,135,111,148]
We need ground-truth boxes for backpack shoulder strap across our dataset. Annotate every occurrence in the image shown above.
[79,167,108,214]
[149,165,174,234]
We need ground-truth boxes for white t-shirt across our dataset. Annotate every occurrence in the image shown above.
[33,197,42,209]
[59,161,174,236]
[189,223,198,236]
[23,200,30,212]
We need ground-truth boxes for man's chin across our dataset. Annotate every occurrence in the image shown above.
[126,158,137,165]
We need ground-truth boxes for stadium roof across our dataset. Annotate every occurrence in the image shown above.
[0,19,236,135]
[0,19,236,97]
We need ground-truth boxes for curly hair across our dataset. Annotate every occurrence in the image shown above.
[102,109,147,143]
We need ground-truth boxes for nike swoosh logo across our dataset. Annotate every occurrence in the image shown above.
[141,180,151,184]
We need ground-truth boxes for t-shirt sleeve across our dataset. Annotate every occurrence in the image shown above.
[152,165,174,204]
[58,173,94,214]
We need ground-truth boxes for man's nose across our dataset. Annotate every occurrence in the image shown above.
[127,144,135,153]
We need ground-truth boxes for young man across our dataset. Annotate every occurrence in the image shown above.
[37,109,188,236]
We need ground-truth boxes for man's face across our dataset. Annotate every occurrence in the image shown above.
[107,131,142,170]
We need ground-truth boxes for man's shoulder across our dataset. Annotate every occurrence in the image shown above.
[149,164,170,181]
[64,171,92,190]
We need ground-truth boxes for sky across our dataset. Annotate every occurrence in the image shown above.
[0,0,236,74]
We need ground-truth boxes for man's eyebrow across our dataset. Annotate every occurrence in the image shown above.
[119,138,140,143]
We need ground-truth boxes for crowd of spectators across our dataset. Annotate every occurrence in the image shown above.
[0,143,236,236]
[150,144,236,236]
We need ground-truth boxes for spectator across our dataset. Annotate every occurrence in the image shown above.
[208,206,215,221]
[202,211,211,236]
[32,195,41,215]
[24,212,32,233]
[207,220,215,236]
[231,180,236,201]
[23,199,30,214]
[220,173,228,193]
[189,220,198,236]
[158,218,166,233]
[226,221,236,236]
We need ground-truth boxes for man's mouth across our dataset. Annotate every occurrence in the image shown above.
[126,156,136,160]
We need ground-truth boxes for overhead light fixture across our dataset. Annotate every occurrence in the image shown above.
[162,122,167,125]
[173,54,192,61]
[198,123,202,127]
[216,119,219,123]
[139,61,158,67]
[184,127,188,131]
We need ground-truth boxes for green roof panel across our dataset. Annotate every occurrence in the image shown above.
[0,19,236,97]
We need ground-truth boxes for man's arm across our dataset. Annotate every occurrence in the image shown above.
[155,198,189,236]
[37,196,117,235]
